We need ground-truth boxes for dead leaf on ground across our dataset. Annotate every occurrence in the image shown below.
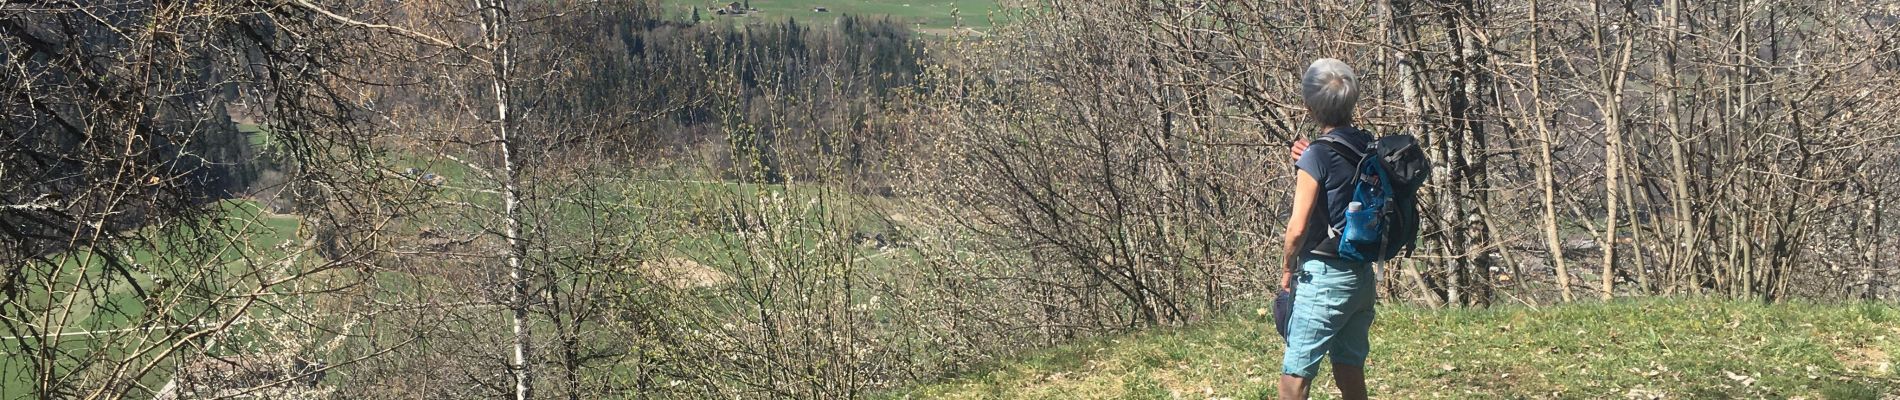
[1721,370,1756,387]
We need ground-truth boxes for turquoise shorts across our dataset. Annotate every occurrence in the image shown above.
[1280,256,1377,378]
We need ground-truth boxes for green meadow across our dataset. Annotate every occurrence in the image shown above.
[892,298,1900,399]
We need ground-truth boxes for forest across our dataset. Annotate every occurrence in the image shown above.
[1,0,1897,398]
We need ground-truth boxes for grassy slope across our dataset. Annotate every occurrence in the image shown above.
[892,298,1900,399]
[0,157,903,397]
[2,199,305,399]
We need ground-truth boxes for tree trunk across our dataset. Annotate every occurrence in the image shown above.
[480,0,533,397]
[1385,0,1449,306]
[1593,0,1634,301]
[1453,0,1494,307]
[1621,173,1647,294]
[1656,0,1699,295]
[1528,0,1573,302]
[1865,195,1885,300]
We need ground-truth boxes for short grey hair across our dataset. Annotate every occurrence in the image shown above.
[1301,58,1360,127]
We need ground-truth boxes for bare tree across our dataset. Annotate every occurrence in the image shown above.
[0,0,428,397]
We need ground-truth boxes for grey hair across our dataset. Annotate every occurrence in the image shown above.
[1301,58,1360,127]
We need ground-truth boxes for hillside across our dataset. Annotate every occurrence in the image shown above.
[11,0,1900,398]
[891,299,1900,399]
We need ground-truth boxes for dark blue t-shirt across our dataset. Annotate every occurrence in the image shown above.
[1293,127,1373,256]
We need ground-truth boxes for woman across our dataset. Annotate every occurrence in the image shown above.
[1278,58,1376,400]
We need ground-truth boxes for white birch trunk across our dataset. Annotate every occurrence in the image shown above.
[479,0,532,397]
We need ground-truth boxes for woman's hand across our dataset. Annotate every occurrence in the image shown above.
[1290,138,1310,162]
[1279,270,1295,293]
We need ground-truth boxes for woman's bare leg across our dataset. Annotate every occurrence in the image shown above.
[1332,363,1367,400]
[1278,374,1313,400]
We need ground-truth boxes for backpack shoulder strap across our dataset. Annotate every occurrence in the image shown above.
[1313,134,1366,166]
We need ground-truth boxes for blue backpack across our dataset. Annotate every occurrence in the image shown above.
[1314,132,1431,262]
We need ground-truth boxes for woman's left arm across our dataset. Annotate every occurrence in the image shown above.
[1280,170,1322,291]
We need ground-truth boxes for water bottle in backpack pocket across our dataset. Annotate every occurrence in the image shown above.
[1343,201,1378,241]
[1337,179,1389,261]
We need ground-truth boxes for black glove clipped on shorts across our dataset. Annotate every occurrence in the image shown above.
[1273,285,1296,340]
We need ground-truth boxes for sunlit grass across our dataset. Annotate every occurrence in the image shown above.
[892,298,1900,399]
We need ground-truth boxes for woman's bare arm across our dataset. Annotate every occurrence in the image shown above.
[1281,170,1321,291]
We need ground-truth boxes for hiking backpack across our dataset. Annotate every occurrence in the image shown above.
[1314,131,1431,262]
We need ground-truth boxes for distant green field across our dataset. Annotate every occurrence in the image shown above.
[661,0,1005,31]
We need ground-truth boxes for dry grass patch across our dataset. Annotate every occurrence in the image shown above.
[640,257,732,290]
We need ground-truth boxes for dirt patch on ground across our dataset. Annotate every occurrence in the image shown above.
[1840,346,1892,376]
[641,257,732,290]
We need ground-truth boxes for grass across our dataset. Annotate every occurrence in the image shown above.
[889,298,1900,399]
[2,199,307,399]
[14,199,303,328]
[661,0,1005,31]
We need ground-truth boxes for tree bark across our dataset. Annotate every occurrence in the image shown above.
[1866,195,1885,300]
[1527,0,1573,302]
[479,0,534,397]
[1386,0,1449,306]
[1592,0,1635,301]
[1655,0,1700,295]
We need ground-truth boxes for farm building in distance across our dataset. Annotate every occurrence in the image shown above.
[713,2,752,15]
